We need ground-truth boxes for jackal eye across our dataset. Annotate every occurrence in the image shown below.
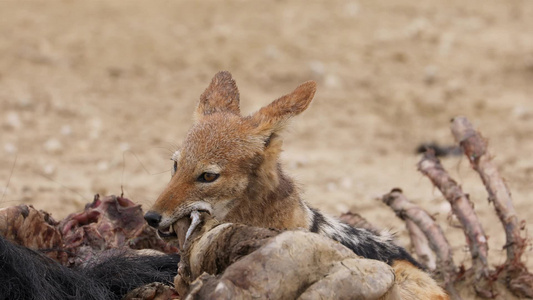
[171,161,177,177]
[198,172,219,183]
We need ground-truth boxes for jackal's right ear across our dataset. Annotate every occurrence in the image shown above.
[251,81,316,138]
[195,71,240,120]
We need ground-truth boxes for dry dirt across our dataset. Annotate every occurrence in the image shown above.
[1,0,532,284]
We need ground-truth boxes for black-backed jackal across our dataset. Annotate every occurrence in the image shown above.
[145,71,449,299]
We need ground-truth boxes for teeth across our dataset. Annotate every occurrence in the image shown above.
[169,225,174,233]
[185,211,202,242]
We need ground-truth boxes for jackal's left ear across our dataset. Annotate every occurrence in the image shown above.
[195,71,240,120]
[251,81,316,138]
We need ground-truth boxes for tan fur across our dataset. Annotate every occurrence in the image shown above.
[149,71,448,299]
[392,260,449,300]
[195,71,241,120]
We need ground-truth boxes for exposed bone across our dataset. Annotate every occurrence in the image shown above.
[339,211,381,233]
[451,116,525,264]
[406,219,436,270]
[382,189,460,299]
[417,151,494,298]
[451,116,532,298]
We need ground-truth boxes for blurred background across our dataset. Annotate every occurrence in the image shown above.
[1,0,532,270]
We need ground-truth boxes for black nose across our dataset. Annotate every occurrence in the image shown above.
[144,211,162,228]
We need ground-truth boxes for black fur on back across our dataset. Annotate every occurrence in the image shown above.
[309,208,422,268]
[0,236,179,300]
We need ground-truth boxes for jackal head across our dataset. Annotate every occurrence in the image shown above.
[144,71,316,244]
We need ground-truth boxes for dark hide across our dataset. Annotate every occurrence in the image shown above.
[0,235,179,300]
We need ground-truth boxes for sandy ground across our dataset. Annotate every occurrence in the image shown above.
[1,0,532,284]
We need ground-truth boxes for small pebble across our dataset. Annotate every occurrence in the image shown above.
[4,143,17,154]
[335,203,350,213]
[512,105,532,119]
[438,32,455,56]
[423,65,438,85]
[340,177,353,189]
[97,161,109,171]
[5,112,22,129]
[325,74,341,88]
[119,142,131,152]
[326,182,338,192]
[404,18,431,39]
[61,125,72,136]
[309,61,325,77]
[438,202,451,214]
[264,45,280,59]
[445,79,464,95]
[16,96,34,109]
[44,138,62,154]
[43,164,56,175]
[344,2,359,17]
[89,118,102,139]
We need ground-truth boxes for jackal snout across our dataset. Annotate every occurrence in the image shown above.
[144,211,162,228]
